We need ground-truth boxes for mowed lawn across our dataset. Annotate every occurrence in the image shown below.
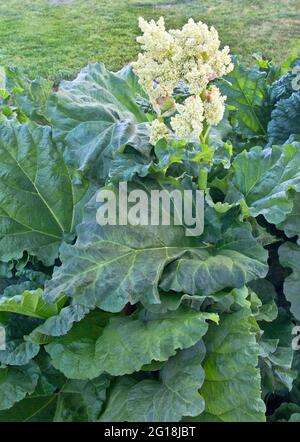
[0,0,299,81]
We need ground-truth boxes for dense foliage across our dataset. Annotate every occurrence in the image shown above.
[0,38,300,421]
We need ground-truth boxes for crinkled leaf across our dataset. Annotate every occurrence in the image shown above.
[98,376,137,422]
[34,351,65,396]
[277,193,300,243]
[148,286,250,316]
[115,64,147,98]
[248,279,278,322]
[258,308,295,396]
[269,73,296,105]
[0,395,58,422]
[249,219,278,248]
[159,227,268,296]
[187,309,266,422]
[2,281,41,299]
[63,375,110,421]
[44,179,267,312]
[0,314,41,366]
[259,338,295,396]
[0,266,50,300]
[100,343,206,422]
[154,139,208,175]
[268,92,300,144]
[0,374,109,421]
[279,242,300,320]
[0,121,90,265]
[127,343,206,422]
[0,289,65,319]
[226,144,300,224]
[45,308,217,379]
[30,303,90,340]
[47,63,149,180]
[108,151,155,183]
[269,403,300,422]
[0,362,39,411]
[3,66,52,124]
[219,61,270,138]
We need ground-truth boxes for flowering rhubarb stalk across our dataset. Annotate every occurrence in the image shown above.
[132,17,233,190]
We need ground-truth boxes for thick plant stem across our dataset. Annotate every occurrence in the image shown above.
[198,125,211,190]
[198,169,208,190]
[201,126,210,146]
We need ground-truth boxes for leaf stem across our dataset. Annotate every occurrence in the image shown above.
[198,125,211,190]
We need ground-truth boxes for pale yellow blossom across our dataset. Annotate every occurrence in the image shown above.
[148,119,170,145]
[132,17,233,100]
[132,17,232,142]
[171,95,205,139]
[204,86,226,126]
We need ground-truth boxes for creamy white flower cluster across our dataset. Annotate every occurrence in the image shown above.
[132,17,233,144]
[148,119,170,146]
[171,95,204,139]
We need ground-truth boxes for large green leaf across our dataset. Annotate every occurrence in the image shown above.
[277,193,300,243]
[0,362,39,411]
[33,351,65,397]
[127,343,206,422]
[269,403,300,422]
[159,227,268,296]
[0,287,66,364]
[1,281,44,301]
[259,338,295,397]
[99,376,137,422]
[30,303,90,339]
[226,144,300,224]
[0,341,39,367]
[101,343,206,422]
[62,376,111,422]
[0,289,65,319]
[44,311,108,380]
[44,179,268,312]
[0,375,110,421]
[115,64,147,98]
[248,279,278,323]
[0,121,90,265]
[219,61,270,138]
[258,309,295,397]
[0,395,58,422]
[0,314,41,366]
[47,63,150,180]
[45,308,217,380]
[3,66,52,124]
[269,72,297,105]
[108,151,156,183]
[268,92,300,144]
[187,309,266,422]
[279,242,300,321]
[148,286,251,316]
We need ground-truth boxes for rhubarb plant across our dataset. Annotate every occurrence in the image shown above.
[0,18,299,422]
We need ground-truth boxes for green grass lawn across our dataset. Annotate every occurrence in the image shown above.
[0,0,299,81]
